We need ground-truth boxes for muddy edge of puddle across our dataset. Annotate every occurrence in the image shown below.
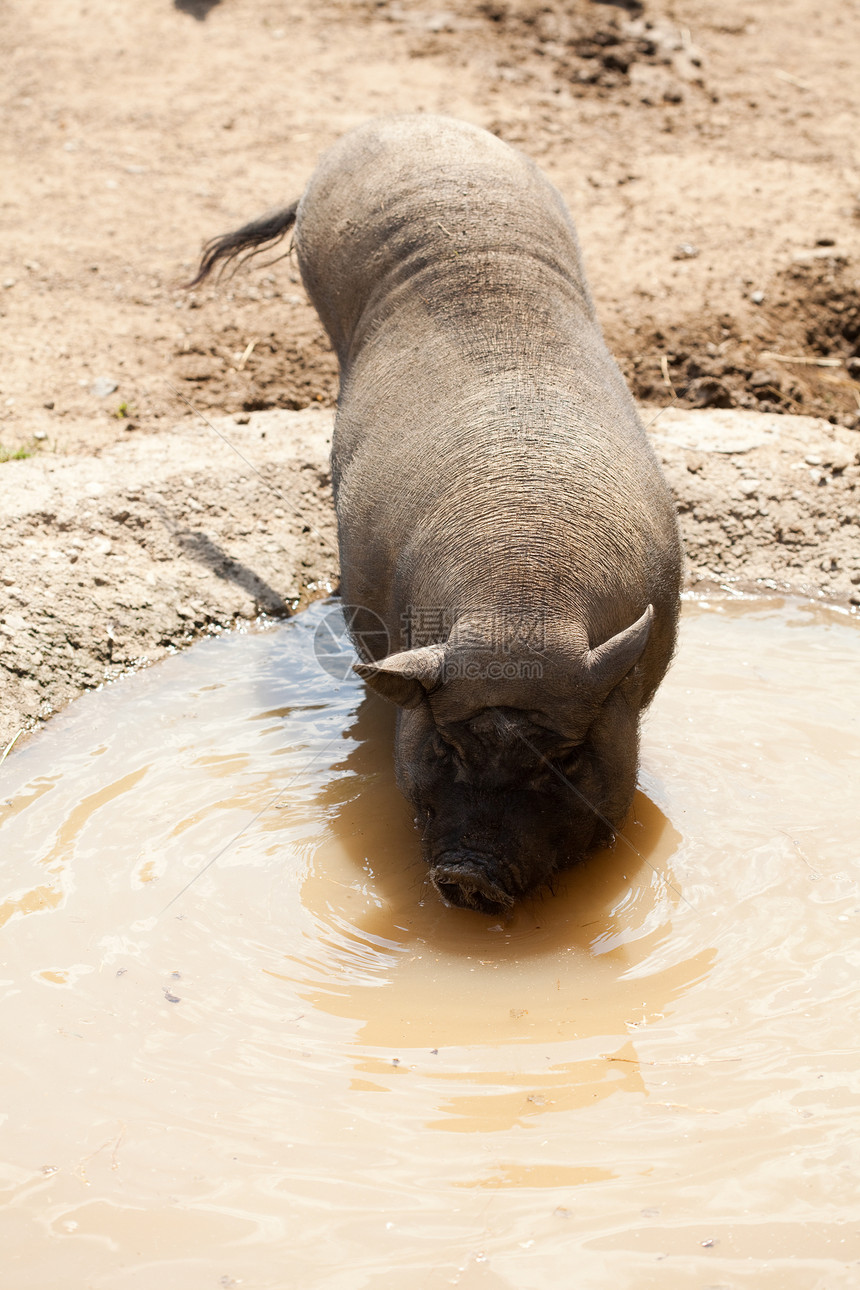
[1,403,859,748]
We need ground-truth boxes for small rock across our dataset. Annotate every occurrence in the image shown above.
[823,444,855,471]
[2,278,16,289]
[2,613,29,633]
[805,452,823,466]
[749,369,781,390]
[686,376,734,409]
[816,236,836,247]
[738,479,760,496]
[850,572,860,585]
[673,242,699,259]
[750,290,765,304]
[33,430,47,441]
[425,12,455,32]
[43,400,54,410]
[90,377,118,398]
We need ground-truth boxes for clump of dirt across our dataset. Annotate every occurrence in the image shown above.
[790,257,860,366]
[369,0,707,107]
[169,270,338,416]
[623,255,860,428]
[475,0,704,102]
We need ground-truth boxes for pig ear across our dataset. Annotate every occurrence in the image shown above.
[583,605,653,697]
[353,643,447,708]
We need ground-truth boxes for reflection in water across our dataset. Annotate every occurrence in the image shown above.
[0,598,858,1288]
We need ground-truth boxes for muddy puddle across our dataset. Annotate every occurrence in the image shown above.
[1,598,859,1289]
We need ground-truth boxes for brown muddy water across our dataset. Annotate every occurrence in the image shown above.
[1,598,859,1290]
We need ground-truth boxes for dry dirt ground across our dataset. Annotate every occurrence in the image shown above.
[1,0,859,747]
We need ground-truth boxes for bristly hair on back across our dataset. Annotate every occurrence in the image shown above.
[186,200,300,289]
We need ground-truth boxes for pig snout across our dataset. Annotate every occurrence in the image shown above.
[421,789,599,916]
[428,800,612,914]
[430,852,515,916]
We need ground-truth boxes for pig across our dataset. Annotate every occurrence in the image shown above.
[191,115,683,915]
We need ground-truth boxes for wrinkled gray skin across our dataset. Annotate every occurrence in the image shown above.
[196,115,682,914]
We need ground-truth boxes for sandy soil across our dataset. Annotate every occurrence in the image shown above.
[1,0,859,746]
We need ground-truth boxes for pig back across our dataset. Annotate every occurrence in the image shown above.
[294,114,599,363]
